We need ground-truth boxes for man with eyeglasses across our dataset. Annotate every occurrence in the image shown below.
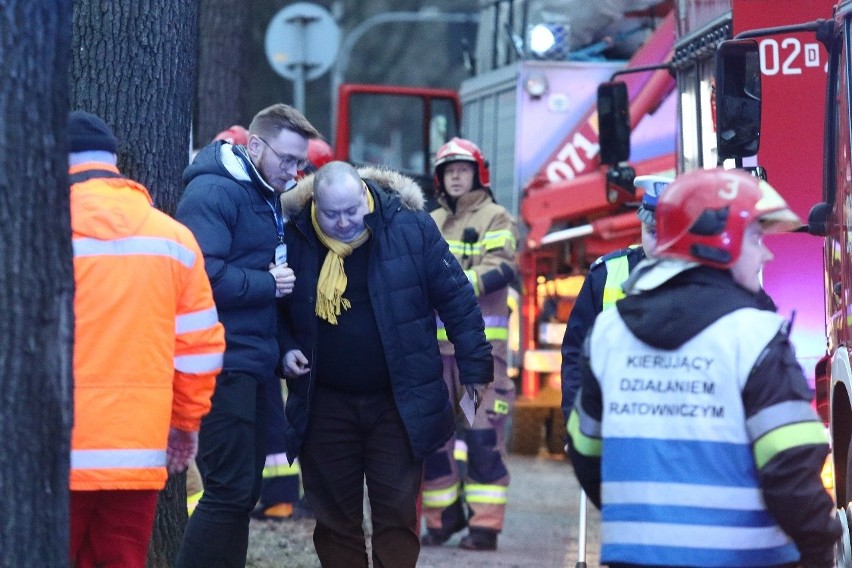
[175,103,320,568]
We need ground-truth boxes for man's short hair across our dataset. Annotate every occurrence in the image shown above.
[249,103,320,141]
[313,161,361,201]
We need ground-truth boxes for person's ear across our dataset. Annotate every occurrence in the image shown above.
[247,135,262,159]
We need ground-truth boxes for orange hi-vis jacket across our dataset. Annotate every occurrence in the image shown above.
[70,162,225,491]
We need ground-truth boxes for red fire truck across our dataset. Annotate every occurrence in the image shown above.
[505,0,832,456]
[713,0,852,561]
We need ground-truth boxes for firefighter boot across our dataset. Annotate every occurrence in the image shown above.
[420,499,467,546]
[459,527,498,551]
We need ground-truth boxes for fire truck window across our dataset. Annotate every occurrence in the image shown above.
[430,98,459,163]
[827,33,848,330]
[677,55,718,171]
[678,65,701,171]
[348,94,425,174]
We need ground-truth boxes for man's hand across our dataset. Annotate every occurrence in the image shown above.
[465,383,487,413]
[166,427,198,475]
[282,349,311,378]
[269,262,296,298]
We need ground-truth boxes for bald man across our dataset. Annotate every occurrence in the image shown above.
[277,161,493,568]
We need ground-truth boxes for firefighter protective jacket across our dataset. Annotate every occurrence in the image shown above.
[561,245,646,416]
[567,261,840,567]
[431,188,518,361]
[70,162,225,491]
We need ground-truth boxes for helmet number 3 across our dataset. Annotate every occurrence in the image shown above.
[718,174,741,200]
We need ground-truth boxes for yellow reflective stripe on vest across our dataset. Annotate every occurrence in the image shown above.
[481,229,516,250]
[465,269,480,296]
[567,410,602,457]
[601,254,632,311]
[187,490,203,515]
[262,461,301,479]
[753,421,829,470]
[437,316,506,341]
[464,483,508,505]
[423,482,461,508]
[262,452,300,478]
[445,230,516,255]
[454,440,468,462]
[438,326,505,341]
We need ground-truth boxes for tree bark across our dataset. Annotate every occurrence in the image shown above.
[71,0,198,216]
[0,2,75,567]
[196,0,251,146]
[70,2,199,566]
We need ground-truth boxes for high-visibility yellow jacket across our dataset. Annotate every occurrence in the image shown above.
[70,162,225,491]
[432,188,518,360]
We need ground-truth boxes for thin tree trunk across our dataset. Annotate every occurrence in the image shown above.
[70,2,199,566]
[0,1,75,567]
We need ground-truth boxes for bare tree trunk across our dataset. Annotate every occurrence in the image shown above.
[0,2,75,567]
[71,0,198,216]
[70,2,199,566]
[196,0,251,145]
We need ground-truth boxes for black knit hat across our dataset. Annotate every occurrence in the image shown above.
[68,110,118,153]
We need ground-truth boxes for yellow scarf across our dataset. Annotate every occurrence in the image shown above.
[311,188,375,324]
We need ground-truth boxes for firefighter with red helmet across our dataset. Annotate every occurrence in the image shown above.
[567,168,841,567]
[421,137,519,551]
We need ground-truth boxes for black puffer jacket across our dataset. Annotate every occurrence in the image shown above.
[177,141,281,379]
[278,166,493,460]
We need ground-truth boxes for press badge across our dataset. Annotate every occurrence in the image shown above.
[274,244,287,265]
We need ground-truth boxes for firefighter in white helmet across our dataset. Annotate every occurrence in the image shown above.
[421,137,519,551]
[567,168,841,567]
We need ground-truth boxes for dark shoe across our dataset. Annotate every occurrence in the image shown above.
[290,497,315,520]
[420,517,467,546]
[459,528,498,551]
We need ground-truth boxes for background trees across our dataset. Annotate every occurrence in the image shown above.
[0,1,476,565]
[0,1,75,566]
[196,0,478,144]
[70,2,200,565]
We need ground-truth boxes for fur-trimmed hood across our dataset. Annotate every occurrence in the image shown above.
[280,165,425,218]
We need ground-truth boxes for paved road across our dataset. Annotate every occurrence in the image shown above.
[417,452,601,568]
[246,452,602,568]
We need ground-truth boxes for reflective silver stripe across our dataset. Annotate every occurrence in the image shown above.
[483,315,509,328]
[264,452,291,467]
[175,352,224,374]
[73,236,196,268]
[436,315,445,329]
[422,483,461,507]
[603,481,764,510]
[71,449,167,469]
[602,521,791,549]
[575,390,602,437]
[746,400,819,441]
[176,306,220,335]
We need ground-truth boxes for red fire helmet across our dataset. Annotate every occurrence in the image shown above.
[433,137,490,192]
[654,168,801,269]
[307,138,334,169]
[212,125,249,146]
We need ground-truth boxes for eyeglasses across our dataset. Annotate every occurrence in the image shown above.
[257,136,309,171]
